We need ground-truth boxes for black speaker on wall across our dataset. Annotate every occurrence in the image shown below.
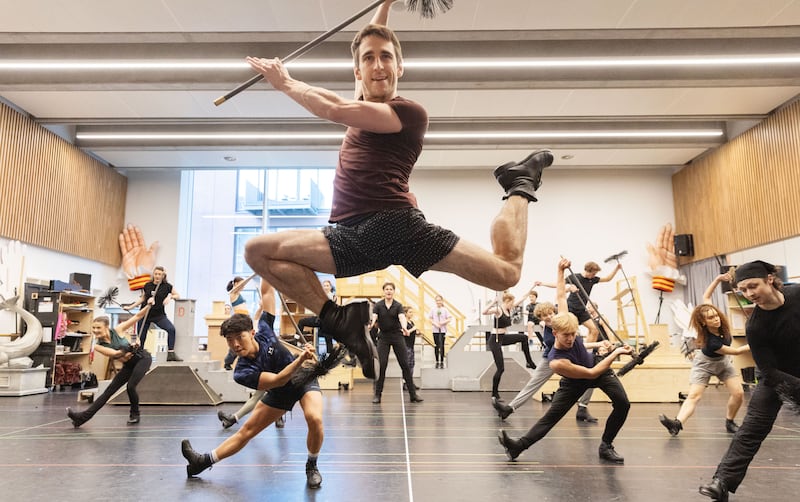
[674,234,694,257]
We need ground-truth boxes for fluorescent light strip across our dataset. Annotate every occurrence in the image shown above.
[76,130,723,141]
[2,55,799,71]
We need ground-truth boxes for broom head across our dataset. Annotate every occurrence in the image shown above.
[405,0,454,18]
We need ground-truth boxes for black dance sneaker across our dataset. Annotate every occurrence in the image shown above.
[66,407,87,428]
[725,419,739,434]
[319,301,378,379]
[126,412,140,425]
[181,439,213,477]
[576,406,598,423]
[275,414,286,428]
[497,429,525,461]
[492,397,514,420]
[493,150,554,202]
[598,442,624,463]
[699,477,729,502]
[658,414,683,436]
[217,410,237,429]
[305,460,322,489]
[167,351,183,362]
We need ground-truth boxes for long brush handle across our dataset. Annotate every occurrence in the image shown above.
[214,0,385,106]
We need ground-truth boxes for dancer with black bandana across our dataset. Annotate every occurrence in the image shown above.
[242,0,553,381]
[700,261,800,501]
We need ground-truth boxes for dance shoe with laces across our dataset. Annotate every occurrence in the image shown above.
[217,410,237,429]
[598,442,624,463]
[66,407,87,428]
[699,477,729,502]
[319,300,378,379]
[306,460,322,489]
[658,414,683,436]
[493,150,554,202]
[181,439,213,477]
[492,397,514,420]
[497,429,525,461]
[576,406,599,423]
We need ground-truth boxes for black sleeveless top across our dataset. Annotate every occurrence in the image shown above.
[494,312,512,329]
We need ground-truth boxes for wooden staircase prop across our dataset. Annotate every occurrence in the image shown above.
[612,276,649,349]
[336,266,466,353]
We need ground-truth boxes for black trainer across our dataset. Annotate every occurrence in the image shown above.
[66,407,87,428]
[181,439,213,477]
[306,460,322,489]
[497,429,525,461]
[699,477,729,502]
[492,397,514,420]
[598,442,624,463]
[217,410,237,429]
[275,414,286,428]
[576,407,598,423]
[725,419,739,434]
[126,412,140,425]
[493,150,554,201]
[658,414,682,436]
[319,301,378,379]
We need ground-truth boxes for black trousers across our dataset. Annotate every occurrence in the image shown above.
[374,332,417,397]
[78,351,152,420]
[138,314,177,350]
[433,332,446,363]
[520,370,630,448]
[487,332,536,397]
[714,381,783,492]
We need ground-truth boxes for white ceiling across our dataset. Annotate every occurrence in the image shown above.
[1,0,799,173]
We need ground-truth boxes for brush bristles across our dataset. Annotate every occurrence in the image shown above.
[405,0,454,18]
[290,344,347,387]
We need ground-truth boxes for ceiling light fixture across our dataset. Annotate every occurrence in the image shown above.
[76,130,723,141]
[2,54,799,71]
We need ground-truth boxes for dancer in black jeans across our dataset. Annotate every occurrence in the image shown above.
[700,261,800,501]
[67,306,153,426]
[483,291,537,401]
[126,265,182,361]
[498,258,633,463]
[370,282,422,404]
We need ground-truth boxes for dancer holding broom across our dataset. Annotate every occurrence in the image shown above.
[243,0,553,382]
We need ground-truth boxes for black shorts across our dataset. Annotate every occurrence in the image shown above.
[260,379,321,411]
[323,208,460,278]
[570,306,592,324]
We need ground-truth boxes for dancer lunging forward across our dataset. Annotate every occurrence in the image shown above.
[181,311,324,488]
[498,258,633,463]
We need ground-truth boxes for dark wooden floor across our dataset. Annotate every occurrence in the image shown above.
[0,380,797,501]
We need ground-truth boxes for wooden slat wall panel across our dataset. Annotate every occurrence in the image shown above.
[673,99,800,263]
[0,103,126,266]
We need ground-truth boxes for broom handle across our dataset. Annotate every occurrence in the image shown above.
[214,0,386,106]
[277,291,318,363]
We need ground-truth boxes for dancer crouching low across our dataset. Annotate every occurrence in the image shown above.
[180,312,324,488]
[498,257,633,463]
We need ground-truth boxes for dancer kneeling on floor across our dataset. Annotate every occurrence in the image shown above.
[67,305,153,427]
[181,311,324,488]
[498,257,633,463]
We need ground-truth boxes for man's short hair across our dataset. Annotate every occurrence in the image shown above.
[551,312,579,333]
[584,261,601,273]
[382,281,396,290]
[220,313,253,338]
[534,301,555,318]
[351,24,403,67]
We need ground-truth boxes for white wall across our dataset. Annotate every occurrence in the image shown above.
[728,236,800,281]
[412,168,678,331]
[120,170,182,311]
[118,167,680,338]
[0,237,119,332]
